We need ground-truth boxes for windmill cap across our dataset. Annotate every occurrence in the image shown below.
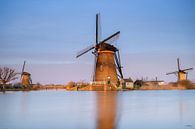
[22,72,31,75]
[97,42,117,52]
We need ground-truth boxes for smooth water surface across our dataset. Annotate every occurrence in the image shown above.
[0,90,195,129]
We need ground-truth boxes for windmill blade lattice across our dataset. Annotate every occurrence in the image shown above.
[96,13,102,44]
[76,44,95,58]
[182,68,193,72]
[21,61,26,79]
[100,31,120,44]
[166,71,178,75]
[114,51,123,79]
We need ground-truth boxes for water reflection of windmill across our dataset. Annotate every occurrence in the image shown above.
[76,14,123,85]
[96,92,118,129]
[166,58,193,81]
[20,61,32,87]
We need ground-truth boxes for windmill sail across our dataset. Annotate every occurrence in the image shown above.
[21,61,26,79]
[76,44,95,58]
[166,71,178,75]
[117,50,123,79]
[182,68,193,71]
[114,51,123,79]
[177,58,180,71]
[105,32,120,44]
[96,13,101,44]
[100,31,120,44]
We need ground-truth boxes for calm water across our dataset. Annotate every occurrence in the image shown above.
[0,90,195,129]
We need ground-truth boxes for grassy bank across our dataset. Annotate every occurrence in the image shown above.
[0,84,67,92]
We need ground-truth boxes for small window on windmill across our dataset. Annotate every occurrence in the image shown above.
[100,65,103,72]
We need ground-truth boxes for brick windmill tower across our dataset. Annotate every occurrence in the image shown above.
[76,14,123,85]
[166,58,193,81]
[20,61,32,87]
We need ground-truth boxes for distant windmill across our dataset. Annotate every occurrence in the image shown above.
[166,58,193,81]
[20,61,32,87]
[76,14,123,85]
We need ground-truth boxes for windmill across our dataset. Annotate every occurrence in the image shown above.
[166,58,193,81]
[20,61,32,87]
[76,14,123,85]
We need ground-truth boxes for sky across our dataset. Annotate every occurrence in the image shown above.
[0,0,195,84]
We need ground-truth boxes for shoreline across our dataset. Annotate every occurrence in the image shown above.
[1,81,195,92]
[1,86,195,92]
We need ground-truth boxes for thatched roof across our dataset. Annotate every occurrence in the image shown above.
[123,77,133,82]
[22,72,31,76]
[97,42,117,52]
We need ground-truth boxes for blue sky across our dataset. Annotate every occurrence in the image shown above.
[0,0,195,84]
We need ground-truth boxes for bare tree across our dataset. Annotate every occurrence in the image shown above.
[0,67,18,90]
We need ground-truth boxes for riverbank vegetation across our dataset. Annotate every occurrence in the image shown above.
[1,80,195,92]
[139,80,195,90]
[0,67,18,90]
